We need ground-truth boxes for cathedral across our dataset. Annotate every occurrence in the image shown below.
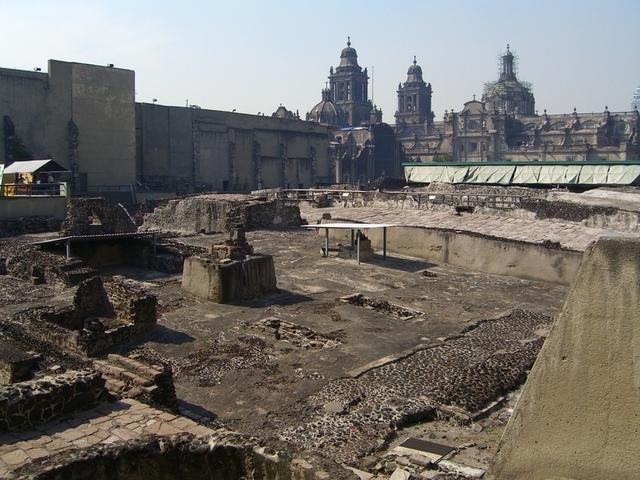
[306,41,639,182]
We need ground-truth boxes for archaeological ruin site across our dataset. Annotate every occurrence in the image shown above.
[0,183,639,480]
[1,9,639,476]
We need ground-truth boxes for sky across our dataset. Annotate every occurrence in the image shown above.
[2,0,639,121]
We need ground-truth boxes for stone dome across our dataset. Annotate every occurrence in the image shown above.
[406,56,424,83]
[307,91,339,126]
[338,37,359,68]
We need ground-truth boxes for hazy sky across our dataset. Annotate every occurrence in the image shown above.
[2,0,639,120]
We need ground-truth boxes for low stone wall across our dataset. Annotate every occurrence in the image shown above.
[325,223,582,285]
[475,198,640,234]
[142,195,302,234]
[104,276,157,325]
[11,277,157,357]
[182,254,277,303]
[0,370,106,431]
[3,245,98,287]
[9,433,357,480]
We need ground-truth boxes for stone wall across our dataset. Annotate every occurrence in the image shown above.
[0,370,106,431]
[2,243,98,287]
[9,433,357,480]
[490,238,640,479]
[142,194,302,235]
[182,254,277,303]
[61,197,137,236]
[103,276,157,325]
[11,277,157,357]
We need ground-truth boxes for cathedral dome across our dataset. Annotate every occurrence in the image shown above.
[406,56,424,83]
[307,90,339,126]
[339,37,359,68]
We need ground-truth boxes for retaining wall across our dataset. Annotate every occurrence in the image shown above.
[490,237,640,479]
[325,224,582,285]
[0,370,106,431]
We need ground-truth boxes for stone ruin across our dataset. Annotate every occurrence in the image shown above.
[61,197,137,236]
[11,275,157,358]
[141,194,303,235]
[182,227,277,303]
[8,432,357,480]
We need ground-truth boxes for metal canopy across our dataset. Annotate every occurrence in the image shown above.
[303,223,394,264]
[303,223,395,229]
[3,159,70,174]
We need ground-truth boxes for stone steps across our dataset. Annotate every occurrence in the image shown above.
[93,354,177,411]
[106,353,163,382]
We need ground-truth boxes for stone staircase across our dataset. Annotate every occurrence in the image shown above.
[56,258,99,286]
[93,353,177,410]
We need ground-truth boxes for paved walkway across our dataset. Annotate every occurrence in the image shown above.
[0,399,213,476]
[300,204,634,251]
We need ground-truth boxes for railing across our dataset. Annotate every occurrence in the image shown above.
[1,182,68,198]
[271,188,530,210]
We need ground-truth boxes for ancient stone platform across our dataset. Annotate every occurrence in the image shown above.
[300,204,633,252]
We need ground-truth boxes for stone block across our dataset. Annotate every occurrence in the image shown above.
[0,341,40,385]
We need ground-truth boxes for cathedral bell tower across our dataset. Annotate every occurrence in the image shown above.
[328,37,372,127]
[395,57,433,131]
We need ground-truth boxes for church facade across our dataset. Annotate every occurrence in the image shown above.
[307,42,639,173]
[394,45,640,163]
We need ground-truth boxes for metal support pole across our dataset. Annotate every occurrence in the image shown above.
[351,229,354,248]
[356,230,360,265]
[152,233,157,255]
[324,228,329,257]
[65,240,71,259]
[383,227,387,259]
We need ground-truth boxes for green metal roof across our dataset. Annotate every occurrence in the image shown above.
[402,160,640,167]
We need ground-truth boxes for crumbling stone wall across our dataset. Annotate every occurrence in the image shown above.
[0,370,106,431]
[103,276,157,325]
[61,197,137,236]
[3,245,98,287]
[142,194,302,234]
[11,277,157,357]
[9,433,357,480]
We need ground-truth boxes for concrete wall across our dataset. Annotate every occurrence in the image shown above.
[1,60,136,189]
[490,238,640,479]
[325,225,582,285]
[0,197,67,220]
[70,62,136,186]
[137,103,331,191]
[0,68,49,158]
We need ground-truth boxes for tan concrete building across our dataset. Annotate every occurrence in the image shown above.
[1,60,136,191]
[136,104,331,192]
[1,59,332,194]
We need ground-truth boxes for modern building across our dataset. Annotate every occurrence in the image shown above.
[1,60,333,194]
[0,60,136,192]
